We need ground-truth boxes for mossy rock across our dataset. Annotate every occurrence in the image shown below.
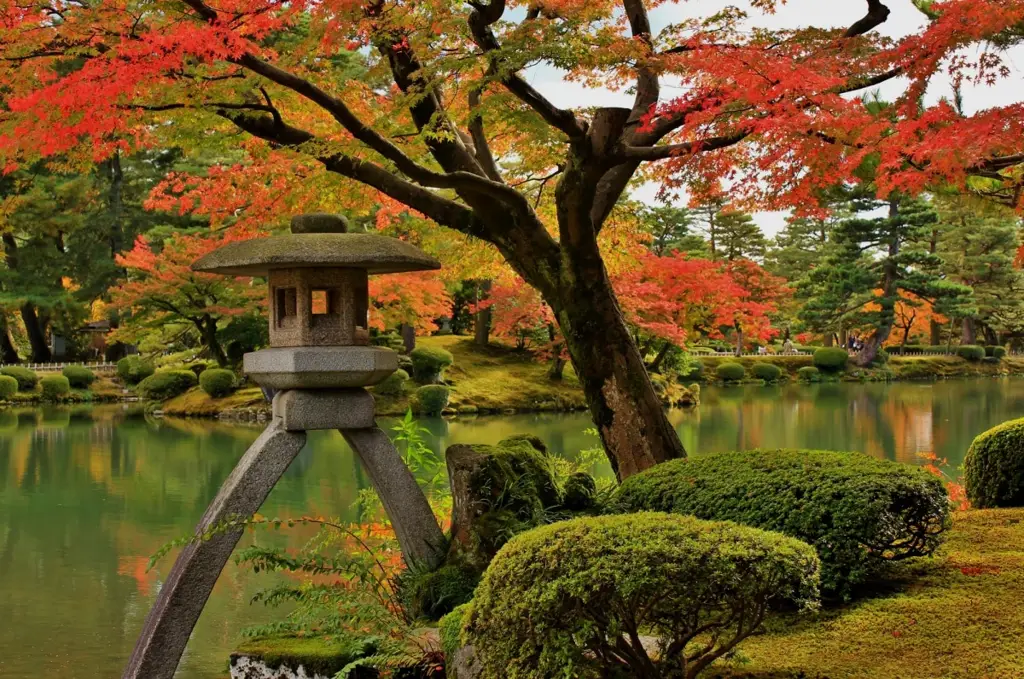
[231,635,377,678]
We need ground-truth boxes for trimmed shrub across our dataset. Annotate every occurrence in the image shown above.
[374,369,409,396]
[40,375,71,401]
[0,375,18,399]
[0,366,38,391]
[813,347,850,372]
[957,345,986,362]
[751,362,783,383]
[464,513,820,679]
[797,366,821,383]
[716,361,745,382]
[985,345,1007,359]
[199,369,236,398]
[615,449,951,597]
[415,384,450,415]
[116,356,155,385]
[965,418,1024,508]
[137,370,198,400]
[561,472,598,511]
[62,365,95,389]
[410,346,454,383]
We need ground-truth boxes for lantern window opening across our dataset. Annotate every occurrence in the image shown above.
[311,289,337,316]
[275,287,298,329]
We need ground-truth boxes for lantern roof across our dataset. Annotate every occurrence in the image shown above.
[191,232,441,276]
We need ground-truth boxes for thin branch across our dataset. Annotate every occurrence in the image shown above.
[619,130,751,161]
[845,0,892,38]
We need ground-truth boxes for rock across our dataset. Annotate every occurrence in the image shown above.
[457,405,479,414]
[450,644,483,679]
[230,655,328,679]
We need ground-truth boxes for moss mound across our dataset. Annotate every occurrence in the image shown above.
[61,365,96,389]
[374,368,408,396]
[415,384,450,415]
[40,375,70,401]
[813,348,849,372]
[797,366,821,382]
[410,345,454,383]
[965,417,1024,508]
[232,635,377,678]
[0,366,38,391]
[716,361,746,382]
[752,362,784,382]
[199,368,236,398]
[137,370,199,400]
[0,375,18,399]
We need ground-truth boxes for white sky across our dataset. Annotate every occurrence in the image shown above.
[522,1,1024,237]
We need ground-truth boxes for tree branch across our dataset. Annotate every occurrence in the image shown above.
[468,85,504,182]
[619,131,751,161]
[845,0,892,38]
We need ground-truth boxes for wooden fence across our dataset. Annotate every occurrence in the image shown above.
[0,361,118,373]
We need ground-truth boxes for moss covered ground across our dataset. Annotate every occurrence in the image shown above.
[714,509,1024,679]
[231,634,374,677]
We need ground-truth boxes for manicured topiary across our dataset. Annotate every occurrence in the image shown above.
[0,375,18,399]
[964,418,1024,508]
[116,355,155,385]
[615,449,951,598]
[985,345,1007,359]
[561,472,598,511]
[797,366,821,383]
[62,365,96,389]
[813,347,849,372]
[137,370,198,400]
[716,361,745,383]
[199,369,236,398]
[374,369,408,396]
[752,362,783,383]
[0,366,38,391]
[410,346,454,383]
[40,375,71,401]
[957,345,986,362]
[464,513,820,679]
[415,384,450,415]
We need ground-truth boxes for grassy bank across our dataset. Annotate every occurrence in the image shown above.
[700,353,1024,382]
[715,508,1024,679]
[0,374,124,405]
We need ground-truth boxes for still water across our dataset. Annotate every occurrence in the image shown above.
[2,378,1023,678]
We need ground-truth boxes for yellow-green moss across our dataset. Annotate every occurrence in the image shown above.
[231,634,374,677]
[714,509,1024,679]
[161,385,267,416]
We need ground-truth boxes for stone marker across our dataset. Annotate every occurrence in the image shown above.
[124,215,447,679]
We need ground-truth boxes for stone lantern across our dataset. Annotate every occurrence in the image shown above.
[124,214,448,679]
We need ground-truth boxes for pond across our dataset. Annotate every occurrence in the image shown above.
[2,377,1023,678]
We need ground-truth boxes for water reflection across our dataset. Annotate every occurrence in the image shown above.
[3,378,1024,677]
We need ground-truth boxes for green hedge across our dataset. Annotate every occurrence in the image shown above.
[752,362,783,382]
[40,375,70,401]
[615,449,950,598]
[813,347,849,372]
[199,369,236,398]
[0,366,38,391]
[374,369,408,396]
[415,384,450,415]
[464,513,820,679]
[0,375,18,399]
[716,361,745,382]
[957,345,986,362]
[985,345,1007,359]
[117,356,155,385]
[797,366,821,382]
[137,370,198,400]
[62,365,96,389]
[965,418,1024,508]
[410,346,454,384]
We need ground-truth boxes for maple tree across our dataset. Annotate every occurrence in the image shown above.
[111,233,266,366]
[3,0,1024,477]
[368,271,451,335]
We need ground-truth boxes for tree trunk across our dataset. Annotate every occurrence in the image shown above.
[734,323,744,356]
[106,151,125,258]
[0,316,19,364]
[547,324,566,380]
[20,303,51,362]
[473,280,491,347]
[961,318,977,346]
[929,319,942,346]
[982,324,998,347]
[400,323,416,354]
[552,267,685,480]
[839,327,849,349]
[855,202,900,367]
[200,315,228,367]
[824,333,834,347]
[648,341,673,374]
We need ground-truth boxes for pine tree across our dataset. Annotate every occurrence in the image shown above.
[692,198,766,261]
[638,204,708,257]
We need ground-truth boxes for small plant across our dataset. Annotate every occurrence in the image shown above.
[199,368,236,398]
[415,385,450,415]
[410,346,453,384]
[374,369,409,397]
[716,361,745,382]
[463,513,820,679]
[957,345,986,362]
[797,366,821,382]
[137,370,198,400]
[391,409,444,487]
[117,355,155,385]
[62,365,96,389]
[40,375,71,401]
[964,418,1024,508]
[751,362,783,383]
[0,366,38,391]
[0,375,19,399]
[813,347,849,372]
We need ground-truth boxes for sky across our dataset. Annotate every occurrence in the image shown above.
[521,1,1024,238]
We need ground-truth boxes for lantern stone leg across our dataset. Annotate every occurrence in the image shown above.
[124,419,307,679]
